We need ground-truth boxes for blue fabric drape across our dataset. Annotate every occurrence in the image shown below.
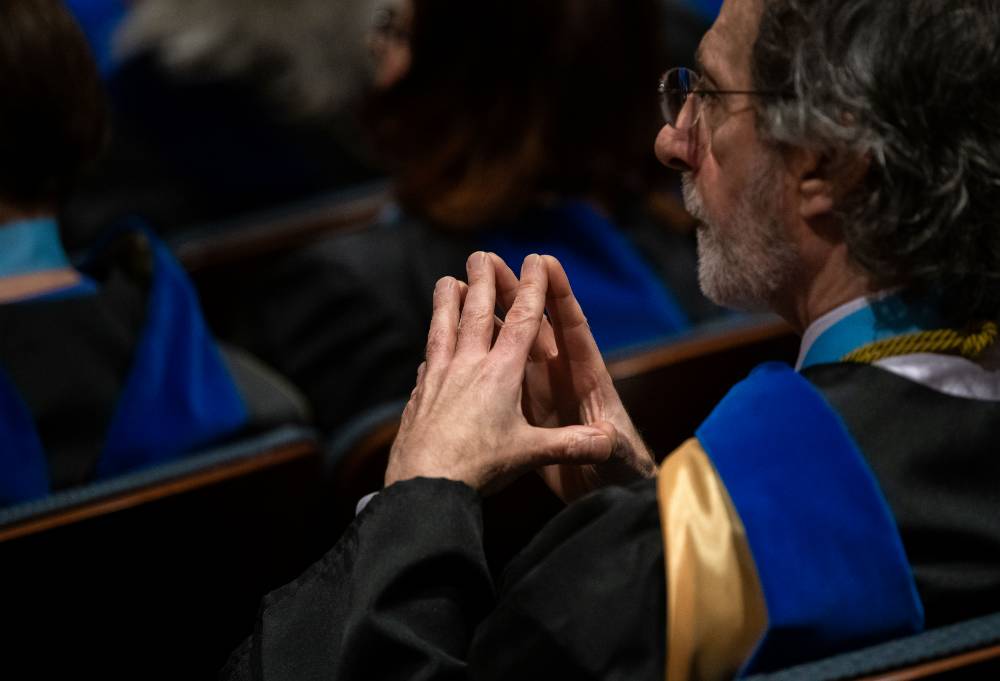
[64,0,129,78]
[697,363,924,674]
[482,201,690,354]
[94,224,248,478]
[0,369,50,506]
[0,222,248,504]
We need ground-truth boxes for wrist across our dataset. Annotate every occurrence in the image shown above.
[385,458,477,490]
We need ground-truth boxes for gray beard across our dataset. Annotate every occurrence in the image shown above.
[682,165,798,311]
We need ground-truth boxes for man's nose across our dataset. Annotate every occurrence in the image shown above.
[655,123,698,172]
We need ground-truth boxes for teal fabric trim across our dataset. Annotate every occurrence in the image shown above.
[0,217,72,278]
[801,296,944,369]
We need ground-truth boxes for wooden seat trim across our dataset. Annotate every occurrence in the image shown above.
[855,642,1000,680]
[175,184,390,273]
[0,439,317,543]
[607,315,795,381]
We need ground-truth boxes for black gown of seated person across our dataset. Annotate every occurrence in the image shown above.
[222,358,1000,681]
[221,477,666,681]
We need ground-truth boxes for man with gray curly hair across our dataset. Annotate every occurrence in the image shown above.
[660,0,1000,329]
[225,1,1000,679]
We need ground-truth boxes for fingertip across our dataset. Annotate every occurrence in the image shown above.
[573,421,620,460]
[568,428,615,462]
[541,254,562,270]
[590,420,618,441]
[541,255,570,292]
[467,251,488,270]
[561,422,616,464]
[515,253,533,276]
[434,276,455,294]
[537,342,559,362]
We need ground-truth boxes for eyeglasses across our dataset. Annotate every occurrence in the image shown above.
[658,66,780,130]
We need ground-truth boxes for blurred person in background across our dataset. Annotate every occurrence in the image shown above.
[365,0,720,351]
[60,0,385,248]
[0,0,304,508]
[222,0,723,434]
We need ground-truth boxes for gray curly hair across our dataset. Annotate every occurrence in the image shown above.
[752,0,1000,324]
[115,0,385,116]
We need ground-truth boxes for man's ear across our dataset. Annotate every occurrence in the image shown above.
[790,149,870,220]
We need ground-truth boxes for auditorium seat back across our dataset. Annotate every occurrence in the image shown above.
[171,180,391,274]
[0,425,334,679]
[609,314,799,459]
[175,181,391,338]
[744,611,1000,680]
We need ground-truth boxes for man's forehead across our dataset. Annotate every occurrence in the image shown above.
[697,0,761,82]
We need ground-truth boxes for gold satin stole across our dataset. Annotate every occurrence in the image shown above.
[657,438,769,681]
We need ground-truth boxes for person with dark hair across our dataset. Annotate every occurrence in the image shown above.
[0,0,109,214]
[363,0,716,352]
[223,0,1000,678]
[222,0,720,434]
[0,0,305,507]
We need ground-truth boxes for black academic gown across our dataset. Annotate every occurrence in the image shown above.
[221,477,666,681]
[222,362,1000,680]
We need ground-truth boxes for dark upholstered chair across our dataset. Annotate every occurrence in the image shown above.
[746,612,1000,680]
[0,425,333,679]
[608,312,799,459]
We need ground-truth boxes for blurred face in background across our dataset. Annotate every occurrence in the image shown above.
[371,0,413,89]
[366,0,670,227]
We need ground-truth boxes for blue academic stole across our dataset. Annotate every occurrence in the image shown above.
[0,223,248,506]
[697,363,924,674]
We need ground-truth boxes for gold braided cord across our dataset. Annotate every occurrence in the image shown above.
[842,321,999,364]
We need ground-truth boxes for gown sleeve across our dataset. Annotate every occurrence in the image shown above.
[221,476,665,681]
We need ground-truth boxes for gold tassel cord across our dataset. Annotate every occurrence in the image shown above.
[842,321,999,364]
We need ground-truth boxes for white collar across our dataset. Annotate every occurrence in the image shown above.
[795,293,895,371]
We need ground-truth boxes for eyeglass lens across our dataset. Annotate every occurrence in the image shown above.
[659,67,701,127]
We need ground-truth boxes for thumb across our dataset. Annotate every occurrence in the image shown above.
[519,423,616,467]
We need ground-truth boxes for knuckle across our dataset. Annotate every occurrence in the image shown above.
[517,280,544,298]
[425,326,452,356]
[499,320,533,347]
[501,303,542,333]
[460,308,493,332]
[503,304,539,327]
